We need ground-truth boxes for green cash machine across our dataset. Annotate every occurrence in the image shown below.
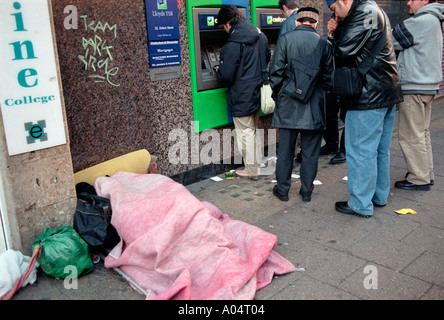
[186,0,249,132]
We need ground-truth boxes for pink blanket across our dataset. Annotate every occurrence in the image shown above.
[94,172,295,300]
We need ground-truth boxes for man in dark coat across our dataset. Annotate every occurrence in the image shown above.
[328,0,403,217]
[269,7,334,202]
[216,5,270,180]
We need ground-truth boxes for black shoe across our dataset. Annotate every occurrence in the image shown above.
[295,152,302,163]
[394,180,430,191]
[273,185,289,202]
[329,152,346,164]
[299,190,311,202]
[405,172,434,186]
[372,201,386,208]
[320,145,337,155]
[335,201,372,218]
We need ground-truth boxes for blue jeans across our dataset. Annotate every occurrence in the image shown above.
[345,106,396,216]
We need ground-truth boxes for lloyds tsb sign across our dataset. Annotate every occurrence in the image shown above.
[0,0,66,156]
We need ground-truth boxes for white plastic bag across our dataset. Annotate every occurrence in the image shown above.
[260,84,275,114]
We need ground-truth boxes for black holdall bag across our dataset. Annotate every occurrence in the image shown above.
[73,183,120,251]
[287,57,321,104]
[283,37,328,104]
[332,14,387,97]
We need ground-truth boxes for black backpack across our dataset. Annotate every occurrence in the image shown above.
[73,183,120,251]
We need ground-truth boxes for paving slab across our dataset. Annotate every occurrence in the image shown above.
[339,264,432,300]
[402,251,444,287]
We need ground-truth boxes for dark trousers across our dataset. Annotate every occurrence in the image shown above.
[324,92,346,153]
[276,128,323,196]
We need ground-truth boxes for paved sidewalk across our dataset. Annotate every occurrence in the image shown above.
[12,98,444,300]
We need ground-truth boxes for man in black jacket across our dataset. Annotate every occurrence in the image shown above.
[216,5,270,180]
[328,0,403,217]
[269,7,334,202]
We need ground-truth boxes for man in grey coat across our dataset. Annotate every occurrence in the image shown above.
[269,7,333,202]
[392,0,444,191]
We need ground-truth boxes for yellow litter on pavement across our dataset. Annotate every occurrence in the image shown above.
[395,208,417,215]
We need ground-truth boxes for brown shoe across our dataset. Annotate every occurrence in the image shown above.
[235,169,260,181]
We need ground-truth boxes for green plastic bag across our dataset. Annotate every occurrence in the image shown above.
[32,225,94,279]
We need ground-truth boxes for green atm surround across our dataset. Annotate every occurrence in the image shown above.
[251,0,282,26]
[186,0,249,133]
[251,0,284,52]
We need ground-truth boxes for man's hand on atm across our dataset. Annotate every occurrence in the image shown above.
[213,65,220,72]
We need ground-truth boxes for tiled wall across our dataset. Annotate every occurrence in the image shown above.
[51,0,276,184]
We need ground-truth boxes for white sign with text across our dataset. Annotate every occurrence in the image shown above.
[0,0,66,156]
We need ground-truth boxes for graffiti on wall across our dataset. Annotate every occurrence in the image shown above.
[77,15,120,87]
[64,6,120,86]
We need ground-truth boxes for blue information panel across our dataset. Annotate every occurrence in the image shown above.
[145,0,181,68]
[148,40,181,67]
[259,13,285,28]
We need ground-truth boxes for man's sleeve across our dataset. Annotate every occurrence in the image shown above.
[392,20,414,51]
[320,40,334,91]
[269,36,287,100]
[216,42,241,87]
[334,5,384,63]
[262,33,271,65]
